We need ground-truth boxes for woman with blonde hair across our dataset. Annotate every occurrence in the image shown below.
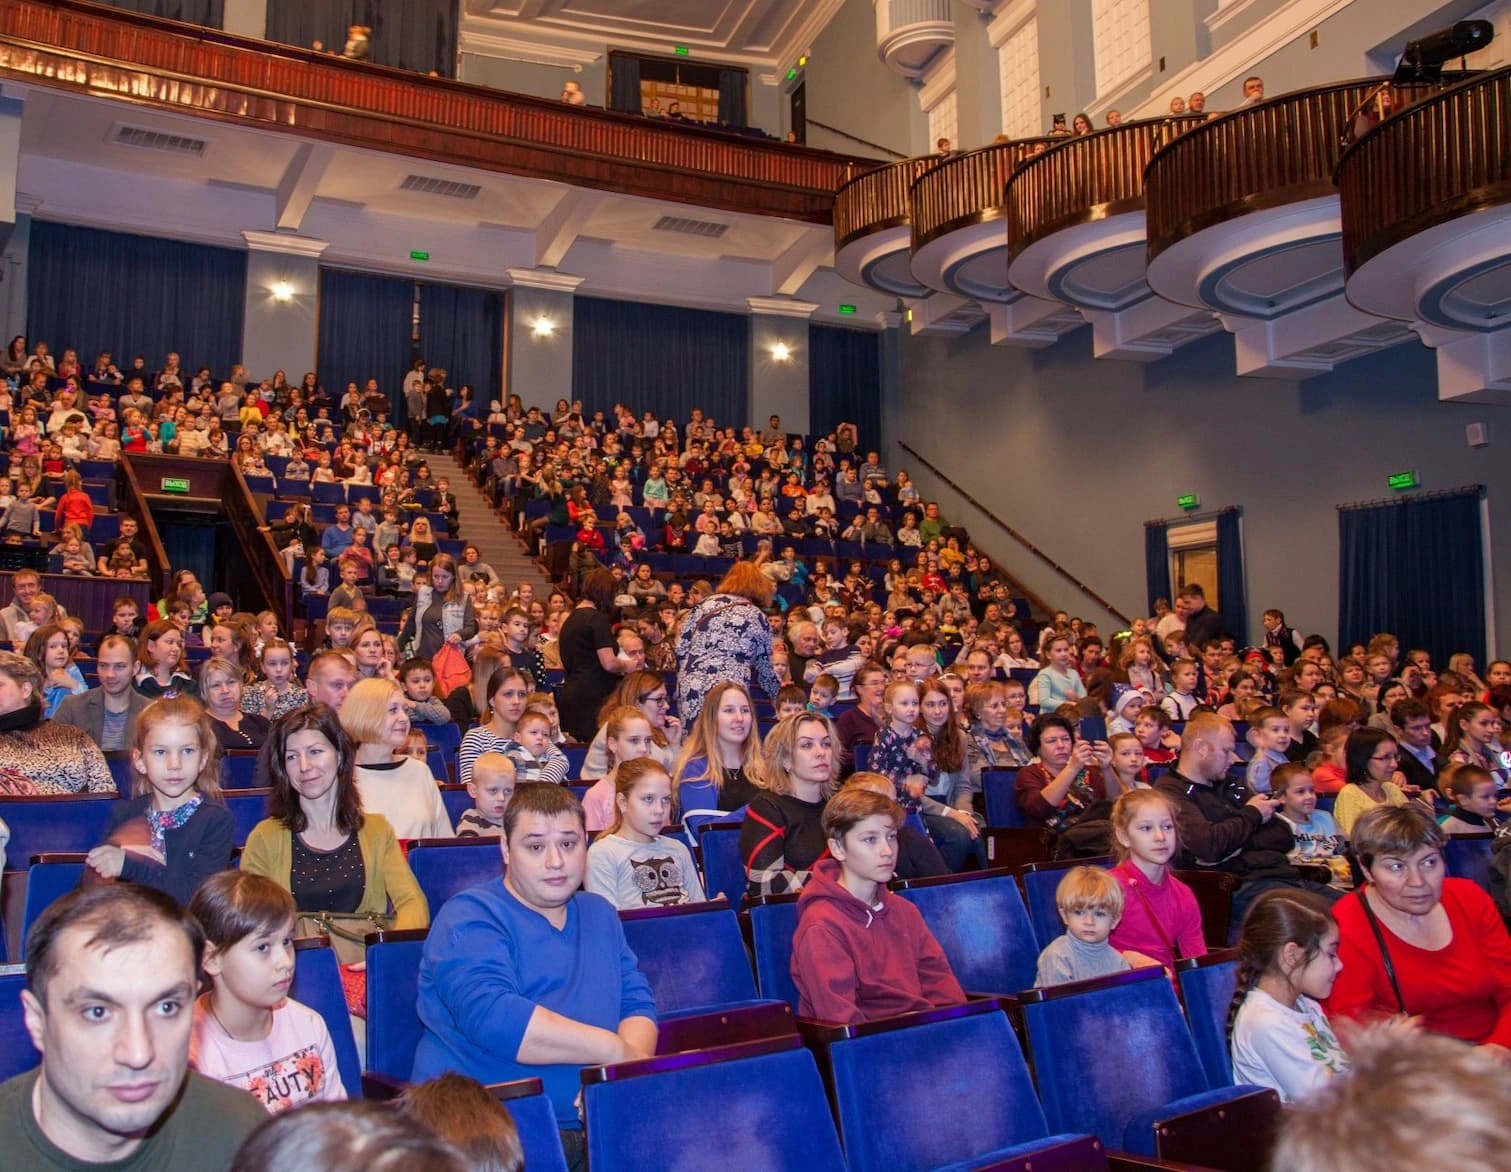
[674,560,784,726]
[398,552,476,660]
[740,712,838,897]
[341,677,452,839]
[672,680,766,835]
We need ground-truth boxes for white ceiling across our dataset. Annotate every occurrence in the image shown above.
[10,84,893,324]
[461,0,847,71]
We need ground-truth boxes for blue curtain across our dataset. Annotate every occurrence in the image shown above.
[1215,508,1248,645]
[1338,488,1485,665]
[718,69,748,127]
[1145,520,1171,615]
[418,283,503,420]
[810,325,882,450]
[98,0,223,23]
[27,221,246,379]
[609,53,642,114]
[316,269,415,421]
[573,296,748,427]
[266,0,457,76]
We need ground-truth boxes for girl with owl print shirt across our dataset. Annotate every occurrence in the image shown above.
[585,759,706,910]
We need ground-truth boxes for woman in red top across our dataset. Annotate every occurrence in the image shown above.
[1325,804,1511,1058]
[53,471,95,534]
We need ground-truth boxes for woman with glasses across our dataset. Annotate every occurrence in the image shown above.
[1334,727,1434,838]
[578,669,683,780]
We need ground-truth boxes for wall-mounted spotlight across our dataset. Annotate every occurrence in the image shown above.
[771,341,791,361]
[532,316,555,337]
[271,281,294,303]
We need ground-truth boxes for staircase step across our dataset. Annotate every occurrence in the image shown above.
[424,450,556,597]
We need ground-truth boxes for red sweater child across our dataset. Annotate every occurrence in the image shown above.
[791,858,965,1025]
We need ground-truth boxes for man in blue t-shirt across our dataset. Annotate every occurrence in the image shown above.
[412,784,657,1172]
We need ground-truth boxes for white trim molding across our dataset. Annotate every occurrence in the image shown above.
[747,295,820,318]
[506,267,585,292]
[457,25,603,70]
[241,230,329,257]
[918,47,958,111]
[987,0,1037,47]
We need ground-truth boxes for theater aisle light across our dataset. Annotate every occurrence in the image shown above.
[270,281,294,303]
[770,341,791,361]
[532,316,555,337]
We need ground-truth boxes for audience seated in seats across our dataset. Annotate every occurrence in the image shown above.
[584,758,705,909]
[412,783,656,1172]
[200,656,272,751]
[456,752,515,838]
[0,649,114,793]
[579,705,658,833]
[1035,865,1158,987]
[188,871,349,1113]
[1106,788,1205,971]
[52,632,150,752]
[671,680,766,834]
[0,884,266,1170]
[578,669,681,780]
[241,705,429,965]
[741,712,838,897]
[341,678,453,839]
[790,786,964,1023]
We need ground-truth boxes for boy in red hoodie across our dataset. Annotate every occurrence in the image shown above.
[791,787,966,1024]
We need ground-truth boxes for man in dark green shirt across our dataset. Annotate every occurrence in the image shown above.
[0,884,264,1170]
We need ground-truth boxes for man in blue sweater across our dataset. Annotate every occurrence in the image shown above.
[412,783,657,1171]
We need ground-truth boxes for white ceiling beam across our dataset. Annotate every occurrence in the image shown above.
[272,142,334,232]
[770,227,833,297]
[532,189,599,269]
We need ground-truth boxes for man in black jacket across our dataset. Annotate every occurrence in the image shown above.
[1176,583,1225,652]
[1157,713,1340,939]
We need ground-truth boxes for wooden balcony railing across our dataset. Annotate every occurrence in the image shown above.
[1145,80,1437,262]
[1337,67,1511,275]
[908,137,1065,253]
[0,0,871,224]
[834,157,940,250]
[1005,117,1205,262]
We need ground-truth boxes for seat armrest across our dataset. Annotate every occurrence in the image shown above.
[361,1072,407,1101]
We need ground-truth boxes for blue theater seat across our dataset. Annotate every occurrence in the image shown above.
[618,900,763,1015]
[1020,967,1280,1161]
[439,784,473,827]
[224,790,273,846]
[581,1036,845,1172]
[364,928,428,1081]
[1444,831,1495,893]
[219,752,260,789]
[288,936,363,1100]
[404,838,502,913]
[696,821,746,905]
[982,768,1025,827]
[1176,950,1240,1089]
[0,794,118,861]
[21,856,86,956]
[745,892,801,1011]
[892,868,1038,996]
[0,965,40,1080]
[808,1000,1104,1172]
[1019,857,1113,951]
[365,1073,567,1172]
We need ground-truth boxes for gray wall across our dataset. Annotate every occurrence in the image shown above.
[953,4,1002,148]
[749,315,812,434]
[243,249,317,382]
[891,325,1511,653]
[807,0,926,157]
[508,286,574,410]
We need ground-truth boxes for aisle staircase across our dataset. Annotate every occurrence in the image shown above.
[425,452,556,598]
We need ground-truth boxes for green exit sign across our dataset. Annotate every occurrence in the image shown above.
[410,250,430,261]
[674,45,690,56]
[1176,493,1199,510]
[1387,470,1419,491]
[838,304,857,315]
[161,477,191,494]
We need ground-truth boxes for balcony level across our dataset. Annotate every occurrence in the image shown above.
[1144,79,1431,379]
[1338,66,1511,402]
[0,0,868,226]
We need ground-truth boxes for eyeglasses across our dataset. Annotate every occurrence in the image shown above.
[640,692,669,705]
[1371,752,1400,764]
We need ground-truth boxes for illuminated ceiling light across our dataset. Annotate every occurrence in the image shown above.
[270,281,294,302]
[771,341,791,361]
[532,316,555,337]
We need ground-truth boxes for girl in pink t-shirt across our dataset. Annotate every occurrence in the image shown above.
[188,871,348,1114]
[1107,789,1206,971]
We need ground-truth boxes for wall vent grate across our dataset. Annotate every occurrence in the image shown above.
[652,214,729,238]
[400,174,482,200]
[111,124,207,156]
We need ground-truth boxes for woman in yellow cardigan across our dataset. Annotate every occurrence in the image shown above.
[242,704,429,948]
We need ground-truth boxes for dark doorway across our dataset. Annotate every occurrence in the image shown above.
[790,80,806,144]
